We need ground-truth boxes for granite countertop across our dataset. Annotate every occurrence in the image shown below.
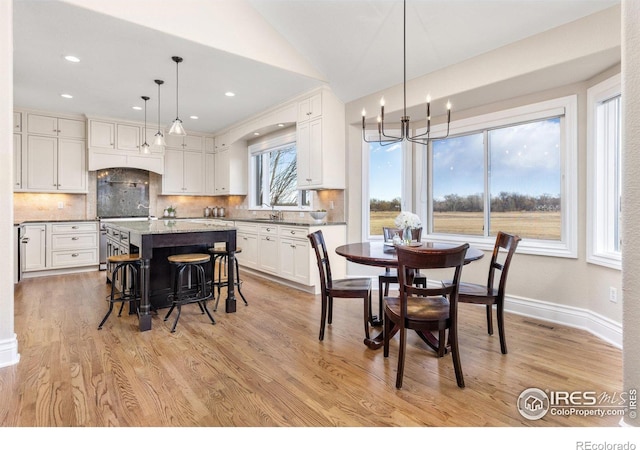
[109,219,236,235]
[15,219,98,226]
[175,217,346,227]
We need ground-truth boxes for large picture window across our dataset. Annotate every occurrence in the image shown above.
[363,134,412,239]
[249,131,310,209]
[423,96,577,257]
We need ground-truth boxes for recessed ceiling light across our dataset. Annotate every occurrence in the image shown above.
[132,106,142,111]
[253,132,260,136]
[64,55,80,63]
[225,92,235,97]
[190,115,199,120]
[60,93,73,99]
[277,123,285,127]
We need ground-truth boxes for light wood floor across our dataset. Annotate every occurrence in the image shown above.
[1,269,623,427]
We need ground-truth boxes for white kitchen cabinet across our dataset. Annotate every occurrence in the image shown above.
[297,93,322,122]
[214,132,230,152]
[162,148,204,194]
[279,232,310,284]
[165,134,203,151]
[236,222,259,269]
[257,225,279,274]
[25,135,86,192]
[296,88,345,189]
[205,136,215,153]
[14,111,21,132]
[27,113,85,139]
[89,120,116,149]
[13,133,22,190]
[21,224,46,272]
[214,148,230,195]
[212,141,248,196]
[205,152,216,195]
[48,222,99,269]
[116,123,141,151]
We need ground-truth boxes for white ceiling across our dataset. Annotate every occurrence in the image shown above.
[13,0,619,134]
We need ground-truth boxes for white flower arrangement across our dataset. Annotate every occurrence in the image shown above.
[394,211,422,229]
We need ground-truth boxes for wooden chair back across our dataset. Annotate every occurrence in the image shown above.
[395,243,469,320]
[308,230,332,293]
[487,232,521,297]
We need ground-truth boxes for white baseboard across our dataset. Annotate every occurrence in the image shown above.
[365,275,623,349]
[504,295,622,349]
[0,333,20,368]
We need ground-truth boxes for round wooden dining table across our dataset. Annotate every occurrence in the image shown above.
[334,241,484,349]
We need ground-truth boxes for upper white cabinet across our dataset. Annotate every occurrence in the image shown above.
[211,140,248,196]
[27,113,85,139]
[16,110,87,193]
[205,136,215,153]
[13,133,22,189]
[297,93,322,122]
[116,123,141,151]
[25,135,86,192]
[162,147,205,194]
[296,88,345,189]
[164,134,203,151]
[14,111,22,132]
[88,120,115,149]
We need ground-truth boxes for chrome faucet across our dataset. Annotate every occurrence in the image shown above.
[263,203,281,221]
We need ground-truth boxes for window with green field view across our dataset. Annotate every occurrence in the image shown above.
[432,117,562,240]
[367,140,403,237]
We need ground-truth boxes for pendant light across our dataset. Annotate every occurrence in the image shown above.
[153,79,166,146]
[169,56,186,136]
[140,96,150,154]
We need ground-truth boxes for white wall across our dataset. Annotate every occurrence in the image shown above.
[345,6,623,346]
[0,0,19,368]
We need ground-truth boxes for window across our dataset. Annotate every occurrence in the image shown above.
[421,96,577,257]
[587,74,622,269]
[363,133,412,238]
[249,131,311,209]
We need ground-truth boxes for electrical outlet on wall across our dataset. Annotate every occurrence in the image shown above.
[609,287,618,303]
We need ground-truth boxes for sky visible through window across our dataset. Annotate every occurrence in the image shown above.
[433,118,561,200]
[369,141,402,201]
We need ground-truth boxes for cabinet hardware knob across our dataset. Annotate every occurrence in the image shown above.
[72,226,78,229]
[71,253,79,257]
[72,237,79,240]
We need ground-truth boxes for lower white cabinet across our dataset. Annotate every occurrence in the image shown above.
[258,225,279,274]
[233,220,346,293]
[20,221,99,278]
[21,224,46,272]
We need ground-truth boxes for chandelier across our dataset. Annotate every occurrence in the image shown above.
[362,0,451,146]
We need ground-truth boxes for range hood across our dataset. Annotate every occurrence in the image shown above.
[88,148,164,174]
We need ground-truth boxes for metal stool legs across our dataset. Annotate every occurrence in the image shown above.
[164,260,215,333]
[98,260,140,330]
[212,253,248,312]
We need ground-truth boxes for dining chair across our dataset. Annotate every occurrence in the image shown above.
[308,230,372,342]
[457,231,521,354]
[383,243,469,388]
[376,227,427,325]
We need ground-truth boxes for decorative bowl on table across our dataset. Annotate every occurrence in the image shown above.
[309,210,327,222]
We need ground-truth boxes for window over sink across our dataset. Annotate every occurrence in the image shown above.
[248,130,312,210]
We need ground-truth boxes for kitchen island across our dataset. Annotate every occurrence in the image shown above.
[110,219,237,331]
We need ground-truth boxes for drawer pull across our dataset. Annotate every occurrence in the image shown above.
[71,237,79,240]
[72,226,79,229]
[71,253,79,257]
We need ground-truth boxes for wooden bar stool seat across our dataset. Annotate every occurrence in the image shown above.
[98,254,141,330]
[208,246,248,312]
[164,253,215,333]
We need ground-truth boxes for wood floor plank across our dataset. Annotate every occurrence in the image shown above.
[1,270,624,427]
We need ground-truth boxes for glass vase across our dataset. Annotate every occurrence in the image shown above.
[403,227,412,243]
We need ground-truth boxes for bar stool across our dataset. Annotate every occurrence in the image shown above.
[98,253,141,330]
[164,253,215,333]
[208,245,248,312]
